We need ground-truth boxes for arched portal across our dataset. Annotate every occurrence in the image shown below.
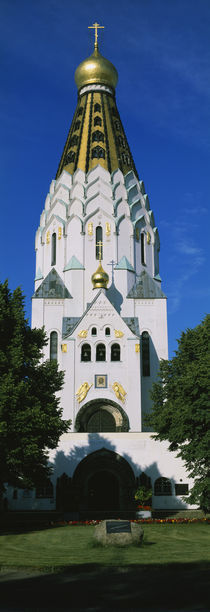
[75,399,130,433]
[88,470,119,510]
[72,448,136,516]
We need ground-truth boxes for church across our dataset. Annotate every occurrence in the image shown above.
[9,25,196,515]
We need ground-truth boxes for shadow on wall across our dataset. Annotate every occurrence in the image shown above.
[106,268,123,314]
[141,333,160,431]
[49,433,187,517]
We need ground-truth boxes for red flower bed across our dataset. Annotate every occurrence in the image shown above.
[49,517,209,527]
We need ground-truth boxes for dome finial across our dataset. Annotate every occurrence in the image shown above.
[88,21,104,51]
[91,240,109,289]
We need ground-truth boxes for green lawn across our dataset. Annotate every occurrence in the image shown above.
[0,523,209,569]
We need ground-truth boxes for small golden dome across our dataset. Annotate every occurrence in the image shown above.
[75,46,118,92]
[91,263,109,289]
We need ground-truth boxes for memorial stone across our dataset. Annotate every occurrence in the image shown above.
[94,519,144,546]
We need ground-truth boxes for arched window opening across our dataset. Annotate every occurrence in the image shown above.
[96,343,106,361]
[94,103,101,112]
[94,116,102,126]
[111,343,121,362]
[74,120,80,131]
[50,331,58,361]
[81,344,91,362]
[112,107,118,117]
[92,146,105,159]
[122,152,131,165]
[154,477,172,496]
[141,232,145,264]
[91,327,97,336]
[92,131,104,143]
[105,327,110,336]
[96,226,103,260]
[142,331,150,376]
[51,232,56,266]
[70,134,78,146]
[87,409,116,433]
[65,150,75,164]
[118,135,125,147]
[77,106,83,116]
[36,479,53,498]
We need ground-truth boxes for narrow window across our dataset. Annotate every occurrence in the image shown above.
[111,343,120,361]
[105,327,110,336]
[50,331,58,361]
[94,103,101,112]
[154,477,172,496]
[141,233,145,264]
[91,327,97,336]
[96,226,103,260]
[77,107,83,116]
[51,232,56,265]
[94,116,102,126]
[142,331,150,376]
[96,343,106,361]
[81,343,91,362]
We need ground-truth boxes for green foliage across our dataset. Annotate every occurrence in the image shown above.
[134,486,153,506]
[0,280,71,493]
[146,315,210,511]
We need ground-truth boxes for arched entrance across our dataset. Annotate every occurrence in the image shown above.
[88,470,119,511]
[75,399,130,432]
[72,448,136,518]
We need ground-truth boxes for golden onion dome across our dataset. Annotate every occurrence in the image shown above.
[91,263,109,290]
[75,46,118,92]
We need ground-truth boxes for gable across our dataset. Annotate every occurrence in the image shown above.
[64,289,137,338]
[33,268,72,299]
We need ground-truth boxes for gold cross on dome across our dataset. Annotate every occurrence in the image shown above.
[88,22,104,48]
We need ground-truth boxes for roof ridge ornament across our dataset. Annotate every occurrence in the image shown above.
[88,21,104,51]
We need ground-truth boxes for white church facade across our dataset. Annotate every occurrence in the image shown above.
[8,30,196,514]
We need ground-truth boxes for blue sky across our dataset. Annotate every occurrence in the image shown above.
[1,0,210,358]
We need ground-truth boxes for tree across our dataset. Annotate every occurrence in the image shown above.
[0,281,71,497]
[146,315,210,511]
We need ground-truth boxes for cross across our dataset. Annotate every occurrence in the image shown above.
[96,240,103,263]
[108,259,116,284]
[88,22,104,49]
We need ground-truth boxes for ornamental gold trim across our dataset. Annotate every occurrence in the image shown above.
[112,381,126,403]
[76,382,93,403]
[78,330,88,338]
[88,222,93,236]
[115,329,124,338]
[106,222,111,237]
